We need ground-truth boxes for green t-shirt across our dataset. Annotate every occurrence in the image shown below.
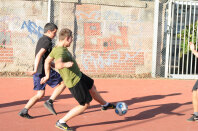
[49,46,82,88]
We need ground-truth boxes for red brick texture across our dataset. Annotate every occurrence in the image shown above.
[0,47,13,63]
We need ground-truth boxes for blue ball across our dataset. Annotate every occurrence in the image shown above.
[115,102,128,116]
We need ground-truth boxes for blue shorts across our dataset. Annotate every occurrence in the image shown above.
[33,69,63,90]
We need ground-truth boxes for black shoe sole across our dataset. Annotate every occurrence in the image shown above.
[55,125,73,131]
[56,125,65,131]
[101,106,115,111]
[18,113,33,119]
[187,120,195,122]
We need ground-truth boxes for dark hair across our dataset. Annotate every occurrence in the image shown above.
[44,23,58,33]
[59,28,72,41]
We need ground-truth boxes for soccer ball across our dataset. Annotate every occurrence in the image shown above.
[115,102,128,116]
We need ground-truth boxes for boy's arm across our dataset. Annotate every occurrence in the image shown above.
[40,55,54,84]
[190,42,198,57]
[55,58,73,69]
[27,48,46,75]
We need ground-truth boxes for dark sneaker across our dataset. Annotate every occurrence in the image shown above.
[101,103,116,111]
[187,114,198,121]
[55,121,73,131]
[18,112,33,119]
[44,100,57,115]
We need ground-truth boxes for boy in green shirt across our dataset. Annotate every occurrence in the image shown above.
[41,28,115,131]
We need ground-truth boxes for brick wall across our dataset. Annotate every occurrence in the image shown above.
[0,47,13,63]
[80,51,144,75]
[0,29,13,63]
[0,1,154,77]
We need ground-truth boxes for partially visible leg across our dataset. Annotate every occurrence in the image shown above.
[25,90,45,109]
[192,90,198,113]
[89,84,115,110]
[49,81,66,101]
[61,103,89,122]
[56,104,89,131]
[89,84,106,105]
[19,90,45,119]
[44,70,66,115]
[187,81,198,122]
[44,82,66,115]
[56,77,91,130]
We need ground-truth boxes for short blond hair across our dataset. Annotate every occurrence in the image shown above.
[59,28,72,41]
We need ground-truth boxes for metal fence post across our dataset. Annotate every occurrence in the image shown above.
[165,0,173,78]
[152,0,160,78]
[48,0,52,23]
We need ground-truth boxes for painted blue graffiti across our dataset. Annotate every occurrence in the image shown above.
[103,11,132,22]
[82,50,141,70]
[76,10,132,22]
[21,20,44,43]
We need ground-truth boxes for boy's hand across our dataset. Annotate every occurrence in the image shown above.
[40,76,49,84]
[189,42,195,51]
[65,62,73,68]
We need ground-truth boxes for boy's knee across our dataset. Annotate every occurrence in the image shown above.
[92,84,96,89]
[36,94,44,99]
[90,85,97,93]
[57,81,66,88]
[36,91,45,99]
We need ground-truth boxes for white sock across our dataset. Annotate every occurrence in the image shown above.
[59,119,66,123]
[102,102,109,107]
[194,112,198,116]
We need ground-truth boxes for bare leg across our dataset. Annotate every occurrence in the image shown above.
[61,103,89,122]
[49,81,66,101]
[193,90,198,112]
[89,84,106,105]
[25,90,45,109]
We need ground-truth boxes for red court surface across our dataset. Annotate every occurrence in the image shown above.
[1,78,198,131]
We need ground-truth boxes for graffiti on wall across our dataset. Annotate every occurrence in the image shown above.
[75,4,145,73]
[84,22,129,51]
[81,50,144,70]
[103,10,133,22]
[21,20,44,43]
[0,15,43,44]
[76,4,101,20]
[76,5,137,22]
[0,30,11,46]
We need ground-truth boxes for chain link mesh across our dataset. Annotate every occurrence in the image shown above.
[0,0,166,78]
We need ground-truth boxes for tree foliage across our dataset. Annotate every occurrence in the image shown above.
[177,21,198,57]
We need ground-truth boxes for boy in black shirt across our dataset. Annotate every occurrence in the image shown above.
[18,23,66,119]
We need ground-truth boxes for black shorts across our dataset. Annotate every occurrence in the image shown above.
[192,80,198,91]
[69,73,94,105]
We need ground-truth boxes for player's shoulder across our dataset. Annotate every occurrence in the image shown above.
[38,36,51,43]
[52,46,61,52]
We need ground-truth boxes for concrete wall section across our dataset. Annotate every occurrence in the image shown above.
[0,0,154,77]
[74,3,154,75]
[0,1,48,72]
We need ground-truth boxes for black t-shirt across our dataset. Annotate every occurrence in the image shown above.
[35,35,52,74]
